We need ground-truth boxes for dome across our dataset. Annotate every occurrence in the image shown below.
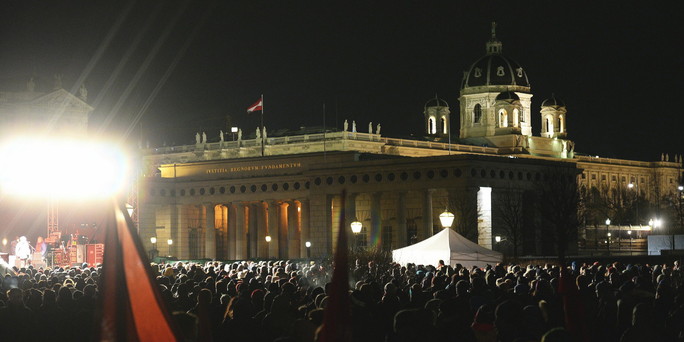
[424,97,449,109]
[462,54,530,89]
[495,91,520,101]
[541,95,565,108]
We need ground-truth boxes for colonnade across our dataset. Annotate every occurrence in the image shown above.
[142,187,493,260]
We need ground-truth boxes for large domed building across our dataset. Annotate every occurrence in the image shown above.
[133,23,682,262]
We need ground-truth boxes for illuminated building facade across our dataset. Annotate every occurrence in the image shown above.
[139,26,682,260]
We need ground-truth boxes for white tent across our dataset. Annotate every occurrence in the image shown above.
[392,228,503,269]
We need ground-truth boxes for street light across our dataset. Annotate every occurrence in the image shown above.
[627,230,632,254]
[150,236,157,260]
[495,235,502,243]
[439,209,455,229]
[265,235,272,243]
[351,220,362,249]
[628,183,639,224]
[605,218,611,253]
[305,241,311,258]
[167,238,173,258]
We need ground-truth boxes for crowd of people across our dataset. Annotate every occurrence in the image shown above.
[0,256,683,341]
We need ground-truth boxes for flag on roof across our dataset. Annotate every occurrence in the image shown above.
[247,97,263,113]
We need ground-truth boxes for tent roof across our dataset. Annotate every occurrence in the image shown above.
[392,228,502,268]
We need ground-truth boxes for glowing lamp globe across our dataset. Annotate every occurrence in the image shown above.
[439,210,455,228]
[350,221,363,234]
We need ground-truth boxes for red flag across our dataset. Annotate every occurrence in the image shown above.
[247,98,263,112]
[319,191,352,342]
[96,201,181,341]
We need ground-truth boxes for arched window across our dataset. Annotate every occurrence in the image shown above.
[473,104,482,123]
[513,108,520,126]
[428,117,436,134]
[441,117,447,134]
[559,115,564,132]
[518,108,524,123]
[499,109,508,128]
[545,117,553,134]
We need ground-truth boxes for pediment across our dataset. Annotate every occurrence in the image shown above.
[29,89,93,112]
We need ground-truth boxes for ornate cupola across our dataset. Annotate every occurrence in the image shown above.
[540,94,568,138]
[423,95,450,139]
[459,22,532,140]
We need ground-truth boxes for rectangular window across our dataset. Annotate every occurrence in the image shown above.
[601,175,606,181]
[382,226,393,250]
[581,173,586,179]
[612,175,617,181]
[591,174,596,180]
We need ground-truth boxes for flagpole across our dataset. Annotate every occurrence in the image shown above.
[323,102,326,161]
[260,94,264,157]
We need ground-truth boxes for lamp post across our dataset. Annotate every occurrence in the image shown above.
[351,220,363,249]
[231,126,238,141]
[628,182,639,224]
[305,241,311,258]
[627,230,632,255]
[150,236,157,260]
[265,235,272,258]
[167,238,173,258]
[605,218,611,254]
[439,209,455,229]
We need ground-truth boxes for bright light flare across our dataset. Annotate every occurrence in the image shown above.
[0,137,128,199]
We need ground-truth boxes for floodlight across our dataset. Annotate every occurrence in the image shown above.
[0,137,128,199]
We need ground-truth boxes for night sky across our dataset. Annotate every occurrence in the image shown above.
[1,1,682,162]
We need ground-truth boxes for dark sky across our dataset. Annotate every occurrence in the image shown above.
[1,1,682,161]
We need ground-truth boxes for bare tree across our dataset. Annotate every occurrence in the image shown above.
[449,194,480,242]
[538,170,581,262]
[494,188,524,259]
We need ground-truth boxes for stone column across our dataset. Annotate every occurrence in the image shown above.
[221,205,229,260]
[254,203,265,258]
[299,199,310,258]
[396,192,408,247]
[170,204,183,258]
[308,193,330,256]
[204,203,216,259]
[421,189,435,240]
[138,203,157,255]
[267,201,280,258]
[370,192,383,247]
[477,187,493,249]
[344,193,358,244]
[247,204,263,258]
[287,201,300,259]
[234,203,247,260]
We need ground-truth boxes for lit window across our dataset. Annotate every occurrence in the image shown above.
[441,117,447,134]
[499,110,508,127]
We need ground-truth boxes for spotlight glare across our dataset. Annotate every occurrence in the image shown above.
[0,137,129,199]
